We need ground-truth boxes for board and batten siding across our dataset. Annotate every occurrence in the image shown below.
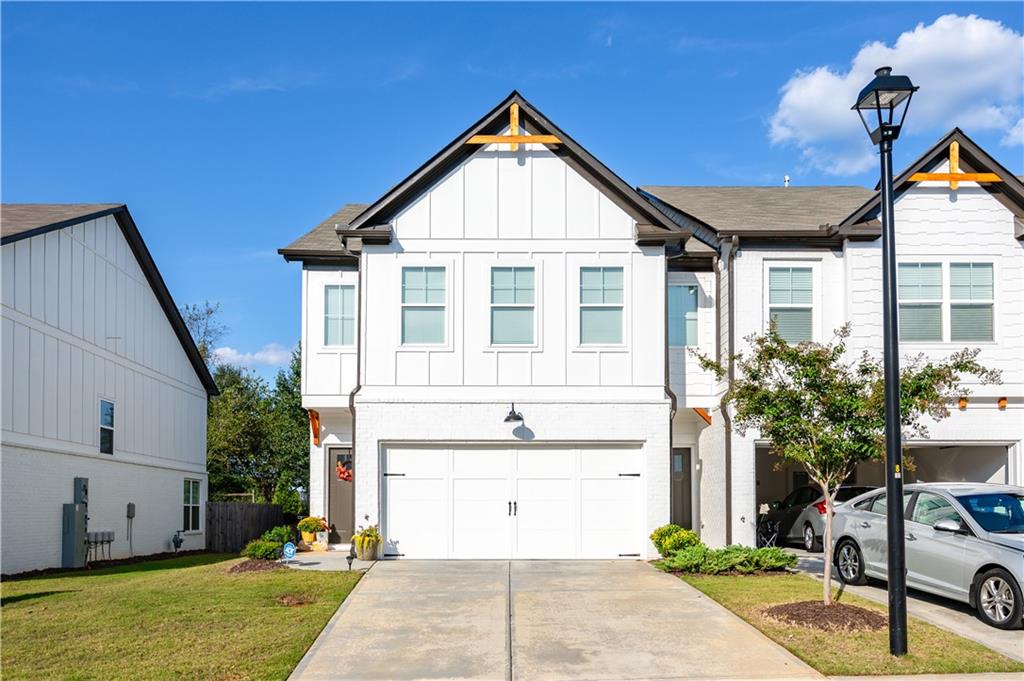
[348,139,667,394]
[1,214,208,573]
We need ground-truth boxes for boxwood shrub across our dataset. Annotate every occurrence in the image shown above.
[241,539,282,560]
[650,523,700,557]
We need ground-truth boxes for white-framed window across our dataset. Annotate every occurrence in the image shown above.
[183,479,201,532]
[579,267,623,345]
[950,263,993,342]
[767,266,813,342]
[897,261,994,343]
[99,399,114,454]
[897,262,943,342]
[401,266,446,344]
[668,285,698,347]
[491,267,535,345]
[324,284,355,346]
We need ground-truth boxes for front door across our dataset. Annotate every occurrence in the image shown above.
[328,447,355,543]
[670,448,692,530]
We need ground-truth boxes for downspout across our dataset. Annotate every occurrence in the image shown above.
[722,235,738,545]
[664,250,678,448]
[344,240,363,472]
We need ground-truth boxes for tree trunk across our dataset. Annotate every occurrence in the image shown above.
[822,492,834,606]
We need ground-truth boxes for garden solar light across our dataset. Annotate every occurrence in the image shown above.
[346,544,356,570]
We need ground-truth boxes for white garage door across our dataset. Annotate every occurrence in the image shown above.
[381,445,644,559]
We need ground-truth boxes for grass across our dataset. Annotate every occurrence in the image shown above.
[1,553,362,681]
[681,572,1024,676]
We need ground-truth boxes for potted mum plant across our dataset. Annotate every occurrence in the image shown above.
[297,516,328,544]
[353,524,381,561]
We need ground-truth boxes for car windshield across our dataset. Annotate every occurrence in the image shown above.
[956,492,1024,534]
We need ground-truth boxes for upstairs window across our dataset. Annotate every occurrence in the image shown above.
[950,263,993,342]
[580,267,623,344]
[401,266,446,344]
[898,263,942,342]
[99,399,114,454]
[767,267,813,342]
[491,267,534,345]
[324,285,355,346]
[668,285,698,347]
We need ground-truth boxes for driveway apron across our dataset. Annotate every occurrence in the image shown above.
[291,560,820,681]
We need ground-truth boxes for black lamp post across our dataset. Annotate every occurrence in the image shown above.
[853,66,918,657]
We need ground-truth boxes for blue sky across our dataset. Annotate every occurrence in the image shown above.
[3,2,1022,380]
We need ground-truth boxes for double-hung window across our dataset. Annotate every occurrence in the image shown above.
[401,266,446,344]
[767,267,813,342]
[668,285,698,347]
[580,267,623,345]
[183,479,200,532]
[491,267,534,345]
[324,285,355,346]
[898,263,943,342]
[99,399,114,454]
[950,263,993,342]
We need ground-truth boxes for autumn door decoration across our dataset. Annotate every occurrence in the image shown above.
[336,459,353,483]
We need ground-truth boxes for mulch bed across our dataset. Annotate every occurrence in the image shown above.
[1,550,211,581]
[276,594,313,607]
[763,600,887,632]
[228,559,283,574]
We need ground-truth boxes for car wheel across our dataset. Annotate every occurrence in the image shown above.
[975,568,1023,630]
[835,539,867,585]
[803,524,822,553]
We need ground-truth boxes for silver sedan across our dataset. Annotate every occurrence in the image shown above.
[832,482,1024,629]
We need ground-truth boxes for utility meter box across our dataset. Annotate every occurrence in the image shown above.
[73,477,89,507]
[62,503,87,568]
[126,502,135,519]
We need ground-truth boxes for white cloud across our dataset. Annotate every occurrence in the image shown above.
[1003,118,1024,147]
[769,14,1023,175]
[212,343,292,368]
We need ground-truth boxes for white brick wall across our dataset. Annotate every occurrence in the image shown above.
[307,408,353,519]
[351,398,671,559]
[1,444,206,575]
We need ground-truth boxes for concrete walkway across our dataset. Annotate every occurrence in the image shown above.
[290,560,820,681]
[791,549,1024,663]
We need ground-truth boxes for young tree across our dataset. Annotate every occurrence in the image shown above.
[267,346,309,495]
[697,324,999,605]
[179,301,227,366]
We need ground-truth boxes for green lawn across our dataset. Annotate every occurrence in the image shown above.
[1,554,362,681]
[681,572,1024,676]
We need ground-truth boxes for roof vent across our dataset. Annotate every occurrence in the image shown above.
[784,175,791,188]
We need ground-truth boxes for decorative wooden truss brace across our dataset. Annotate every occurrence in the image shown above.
[692,407,712,426]
[466,103,561,150]
[308,409,321,447]
[909,141,1001,190]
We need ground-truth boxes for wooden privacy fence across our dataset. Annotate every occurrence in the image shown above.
[206,502,284,553]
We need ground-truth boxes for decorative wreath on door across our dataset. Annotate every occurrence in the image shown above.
[336,461,353,482]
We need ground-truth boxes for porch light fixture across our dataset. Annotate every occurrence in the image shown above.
[503,403,523,424]
[853,66,918,145]
[854,65,918,659]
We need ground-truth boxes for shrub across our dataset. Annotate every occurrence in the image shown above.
[650,524,700,557]
[242,539,282,560]
[260,525,294,545]
[272,484,304,517]
[661,528,700,555]
[657,544,796,575]
[297,516,328,534]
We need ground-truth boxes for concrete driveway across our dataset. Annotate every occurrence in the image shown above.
[290,560,819,681]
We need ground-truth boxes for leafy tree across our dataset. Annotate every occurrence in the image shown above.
[697,324,999,605]
[207,367,274,500]
[179,301,227,366]
[267,347,309,494]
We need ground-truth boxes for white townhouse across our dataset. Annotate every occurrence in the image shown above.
[1,204,217,574]
[280,93,1024,559]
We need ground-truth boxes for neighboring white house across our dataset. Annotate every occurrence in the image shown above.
[280,93,1024,559]
[1,204,217,574]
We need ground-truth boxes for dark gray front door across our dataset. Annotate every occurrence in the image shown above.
[328,447,355,543]
[670,448,692,530]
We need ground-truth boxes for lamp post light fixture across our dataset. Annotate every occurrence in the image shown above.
[503,403,524,424]
[853,65,918,658]
[346,543,356,571]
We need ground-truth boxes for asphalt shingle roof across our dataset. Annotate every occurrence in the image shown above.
[279,203,369,253]
[641,186,874,234]
[2,203,123,241]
